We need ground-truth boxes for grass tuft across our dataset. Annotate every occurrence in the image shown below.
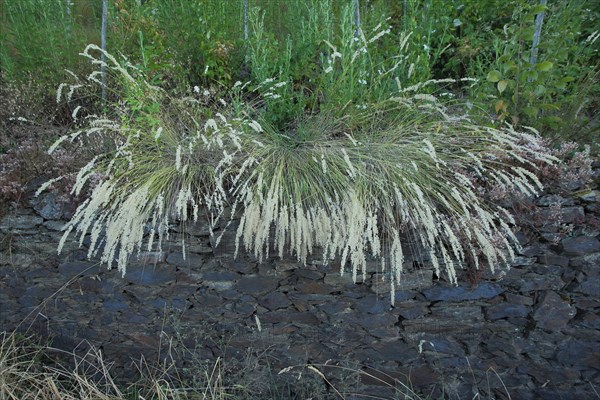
[42,43,559,304]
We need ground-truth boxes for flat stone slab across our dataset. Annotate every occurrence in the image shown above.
[561,236,600,257]
[533,291,576,330]
[125,265,177,285]
[0,214,43,231]
[422,282,504,302]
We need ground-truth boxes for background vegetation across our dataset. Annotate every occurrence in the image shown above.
[1,0,598,144]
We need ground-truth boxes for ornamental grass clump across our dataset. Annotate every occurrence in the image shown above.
[43,41,558,304]
[231,99,556,304]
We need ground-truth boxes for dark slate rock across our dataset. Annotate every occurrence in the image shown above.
[293,269,324,280]
[295,281,334,295]
[136,251,166,264]
[533,291,576,330]
[538,253,569,267]
[275,260,301,272]
[396,302,429,320]
[518,244,541,257]
[426,338,465,356]
[209,230,238,256]
[571,254,600,272]
[536,194,570,207]
[191,293,224,307]
[222,259,257,274]
[204,281,239,290]
[158,283,197,299]
[202,271,239,282]
[43,220,65,231]
[540,232,562,243]
[577,189,599,202]
[430,304,484,320]
[0,214,44,231]
[504,293,534,306]
[577,311,600,329]
[316,299,355,315]
[352,313,398,330]
[370,340,419,362]
[561,236,600,257]
[32,193,65,220]
[485,303,529,320]
[556,340,600,368]
[175,221,211,237]
[186,241,213,254]
[518,273,564,293]
[513,230,529,246]
[258,291,292,310]
[534,388,587,400]
[393,290,416,302]
[103,299,129,312]
[233,300,255,316]
[259,311,319,325]
[517,361,581,386]
[149,298,168,309]
[572,294,600,311]
[234,275,279,295]
[574,275,600,296]
[510,256,536,266]
[323,273,355,287]
[531,263,564,275]
[387,270,434,291]
[125,265,177,285]
[165,252,204,268]
[561,206,585,224]
[356,295,391,314]
[422,282,504,302]
[402,306,484,335]
[77,276,104,293]
[58,261,100,277]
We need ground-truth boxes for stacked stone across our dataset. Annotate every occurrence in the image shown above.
[1,168,599,399]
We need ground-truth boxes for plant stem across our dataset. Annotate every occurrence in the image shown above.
[101,0,108,103]
[530,0,547,67]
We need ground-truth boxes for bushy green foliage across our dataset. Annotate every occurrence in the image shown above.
[475,1,598,132]
[0,0,100,91]
[2,0,597,142]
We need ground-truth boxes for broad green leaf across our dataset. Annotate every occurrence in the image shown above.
[540,103,560,111]
[530,4,547,14]
[525,70,539,81]
[534,85,546,96]
[518,28,535,41]
[524,106,539,118]
[503,61,517,73]
[494,100,507,114]
[560,76,576,83]
[487,70,502,83]
[497,80,508,94]
[542,116,563,127]
[536,61,554,71]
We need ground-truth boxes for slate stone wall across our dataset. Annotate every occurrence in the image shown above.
[1,171,599,399]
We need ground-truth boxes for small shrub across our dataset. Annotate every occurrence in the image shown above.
[43,44,559,304]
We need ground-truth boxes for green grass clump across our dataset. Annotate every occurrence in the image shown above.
[42,39,557,304]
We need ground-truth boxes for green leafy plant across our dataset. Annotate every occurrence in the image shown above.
[476,1,598,133]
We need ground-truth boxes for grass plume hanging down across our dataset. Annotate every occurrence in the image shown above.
[42,45,557,304]
[232,104,556,304]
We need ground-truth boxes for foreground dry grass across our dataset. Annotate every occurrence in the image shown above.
[0,329,433,400]
[0,330,224,400]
